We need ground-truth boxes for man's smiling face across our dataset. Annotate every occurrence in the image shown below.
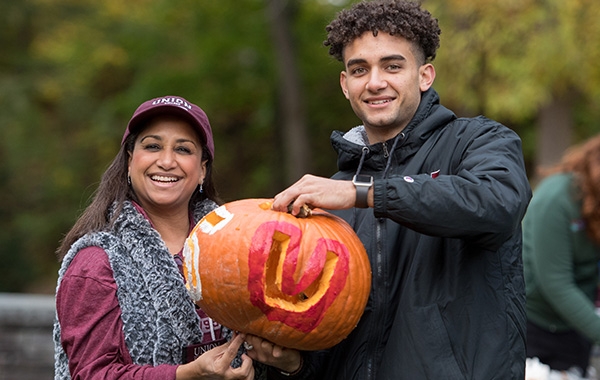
[340,31,435,143]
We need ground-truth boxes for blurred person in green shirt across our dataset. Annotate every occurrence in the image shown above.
[524,134,600,377]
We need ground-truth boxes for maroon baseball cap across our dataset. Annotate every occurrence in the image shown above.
[122,96,214,160]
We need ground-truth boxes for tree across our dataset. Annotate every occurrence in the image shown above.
[428,0,600,175]
[4,0,599,293]
[0,0,351,292]
[266,0,310,185]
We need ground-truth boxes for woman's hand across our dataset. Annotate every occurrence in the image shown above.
[176,332,254,379]
[242,335,302,374]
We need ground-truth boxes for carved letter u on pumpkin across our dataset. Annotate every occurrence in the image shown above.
[247,221,350,333]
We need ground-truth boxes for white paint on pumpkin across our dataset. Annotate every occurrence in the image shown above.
[199,205,234,235]
[183,233,203,302]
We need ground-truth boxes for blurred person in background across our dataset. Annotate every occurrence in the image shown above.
[524,134,600,378]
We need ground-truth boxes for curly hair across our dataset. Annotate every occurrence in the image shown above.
[540,134,600,245]
[324,0,441,64]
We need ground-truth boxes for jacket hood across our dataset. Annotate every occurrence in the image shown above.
[332,88,456,175]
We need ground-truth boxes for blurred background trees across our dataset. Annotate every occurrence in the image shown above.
[1,0,599,293]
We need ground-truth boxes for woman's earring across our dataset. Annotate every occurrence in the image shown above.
[127,175,131,186]
[199,183,203,193]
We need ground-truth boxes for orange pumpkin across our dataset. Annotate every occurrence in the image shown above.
[182,198,371,351]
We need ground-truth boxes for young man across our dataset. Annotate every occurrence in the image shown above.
[271,1,532,379]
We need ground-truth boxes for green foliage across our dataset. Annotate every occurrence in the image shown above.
[0,0,351,293]
[2,0,600,293]
[428,0,600,169]
[431,0,600,122]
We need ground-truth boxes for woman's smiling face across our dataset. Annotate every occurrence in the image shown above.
[128,116,206,214]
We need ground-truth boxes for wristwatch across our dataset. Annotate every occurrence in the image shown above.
[352,174,373,208]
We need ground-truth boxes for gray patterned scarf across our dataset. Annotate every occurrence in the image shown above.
[53,199,218,379]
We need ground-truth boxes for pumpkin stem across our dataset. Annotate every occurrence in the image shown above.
[287,203,312,218]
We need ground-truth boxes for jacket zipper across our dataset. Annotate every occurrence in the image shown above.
[366,134,404,378]
[365,218,386,379]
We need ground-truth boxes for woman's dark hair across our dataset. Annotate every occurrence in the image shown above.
[324,0,441,65]
[56,117,221,259]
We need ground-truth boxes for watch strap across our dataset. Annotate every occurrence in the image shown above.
[355,183,370,208]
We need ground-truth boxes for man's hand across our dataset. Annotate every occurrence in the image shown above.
[242,335,302,375]
[272,174,357,215]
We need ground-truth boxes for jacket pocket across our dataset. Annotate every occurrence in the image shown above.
[403,304,466,380]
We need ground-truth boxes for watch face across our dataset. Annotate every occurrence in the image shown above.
[353,174,373,185]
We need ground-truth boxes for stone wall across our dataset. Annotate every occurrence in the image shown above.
[0,293,55,380]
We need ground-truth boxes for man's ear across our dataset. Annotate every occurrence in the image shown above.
[340,71,350,99]
[419,63,436,92]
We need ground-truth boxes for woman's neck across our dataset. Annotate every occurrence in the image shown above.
[144,206,190,255]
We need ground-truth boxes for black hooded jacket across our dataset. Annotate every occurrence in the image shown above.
[278,89,532,380]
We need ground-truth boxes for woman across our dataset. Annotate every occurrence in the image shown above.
[53,96,302,379]
[524,134,600,377]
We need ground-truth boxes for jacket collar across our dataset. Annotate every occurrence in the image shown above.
[332,88,456,175]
